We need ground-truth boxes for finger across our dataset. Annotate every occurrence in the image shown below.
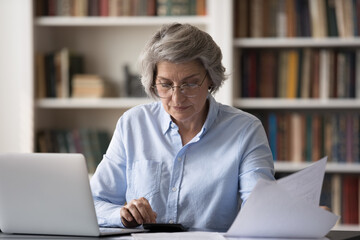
[140,198,157,223]
[120,206,134,223]
[150,210,157,223]
[132,198,153,223]
[127,203,145,225]
[121,216,138,228]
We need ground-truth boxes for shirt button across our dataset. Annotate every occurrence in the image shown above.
[177,157,181,161]
[169,220,174,224]
[172,187,177,192]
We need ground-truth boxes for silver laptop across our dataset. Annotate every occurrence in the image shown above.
[0,153,145,237]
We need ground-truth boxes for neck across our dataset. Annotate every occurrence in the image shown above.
[174,100,209,145]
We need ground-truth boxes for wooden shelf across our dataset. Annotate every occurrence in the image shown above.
[35,16,210,27]
[234,37,360,48]
[275,162,360,174]
[233,99,360,109]
[36,98,153,109]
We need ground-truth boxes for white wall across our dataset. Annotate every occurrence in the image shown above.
[0,0,33,152]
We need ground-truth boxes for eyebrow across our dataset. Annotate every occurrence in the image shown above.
[156,73,200,82]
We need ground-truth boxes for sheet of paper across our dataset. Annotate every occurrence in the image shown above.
[225,158,339,239]
[225,237,329,240]
[277,157,327,205]
[132,232,226,240]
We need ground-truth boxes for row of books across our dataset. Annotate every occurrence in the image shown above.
[235,0,360,38]
[256,112,360,163]
[240,48,360,99]
[36,129,111,173]
[36,49,84,98]
[275,172,359,224]
[36,0,206,17]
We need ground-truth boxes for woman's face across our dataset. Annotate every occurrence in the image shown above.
[155,60,211,126]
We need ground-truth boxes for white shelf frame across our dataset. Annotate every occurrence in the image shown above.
[233,99,360,109]
[35,16,210,26]
[275,162,360,174]
[36,98,153,109]
[234,37,360,48]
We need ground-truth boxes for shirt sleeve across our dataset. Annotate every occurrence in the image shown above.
[90,118,127,227]
[238,119,275,205]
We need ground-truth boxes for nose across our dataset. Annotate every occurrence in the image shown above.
[171,86,186,102]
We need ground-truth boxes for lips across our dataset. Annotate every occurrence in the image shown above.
[173,106,190,111]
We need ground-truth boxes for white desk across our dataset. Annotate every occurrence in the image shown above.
[1,230,360,240]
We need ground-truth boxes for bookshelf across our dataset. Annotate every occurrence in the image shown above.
[233,0,360,227]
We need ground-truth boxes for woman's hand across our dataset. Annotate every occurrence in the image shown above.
[120,197,157,228]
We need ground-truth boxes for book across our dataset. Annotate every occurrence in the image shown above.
[248,51,258,98]
[286,0,296,37]
[36,128,111,173]
[331,174,342,223]
[320,174,333,210]
[88,0,99,16]
[196,0,206,16]
[311,50,320,98]
[276,0,287,37]
[309,0,327,37]
[157,0,195,16]
[328,50,336,98]
[356,50,360,98]
[250,0,263,37]
[259,51,276,98]
[342,175,359,224]
[241,51,249,98]
[337,51,346,98]
[57,0,71,16]
[44,53,56,98]
[326,0,339,36]
[290,113,303,163]
[72,74,109,98]
[319,49,330,99]
[357,0,360,35]
[99,0,109,16]
[335,0,346,37]
[312,114,322,162]
[301,48,311,98]
[278,51,288,98]
[286,50,299,98]
[234,0,249,38]
[343,0,355,37]
[35,53,46,99]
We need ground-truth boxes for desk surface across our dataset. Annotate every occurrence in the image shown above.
[0,230,359,240]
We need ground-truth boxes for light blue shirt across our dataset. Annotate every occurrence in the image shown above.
[90,95,275,231]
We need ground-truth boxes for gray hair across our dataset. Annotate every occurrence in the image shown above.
[139,23,227,99]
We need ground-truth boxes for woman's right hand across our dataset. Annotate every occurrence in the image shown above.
[120,197,157,228]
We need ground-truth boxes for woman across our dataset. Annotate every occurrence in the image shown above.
[90,23,275,231]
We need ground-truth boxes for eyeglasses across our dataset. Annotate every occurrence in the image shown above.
[152,72,208,98]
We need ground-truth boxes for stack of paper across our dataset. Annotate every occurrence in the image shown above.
[225,157,339,239]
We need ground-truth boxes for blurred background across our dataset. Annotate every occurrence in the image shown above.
[1,0,360,227]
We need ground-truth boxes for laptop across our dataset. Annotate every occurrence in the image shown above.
[0,153,146,237]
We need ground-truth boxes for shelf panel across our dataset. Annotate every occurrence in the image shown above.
[234,37,360,48]
[35,16,210,26]
[275,162,360,174]
[36,98,154,109]
[332,224,360,231]
[233,99,360,109]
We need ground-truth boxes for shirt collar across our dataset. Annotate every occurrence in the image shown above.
[159,94,219,137]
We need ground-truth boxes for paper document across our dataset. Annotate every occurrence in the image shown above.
[225,157,339,239]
